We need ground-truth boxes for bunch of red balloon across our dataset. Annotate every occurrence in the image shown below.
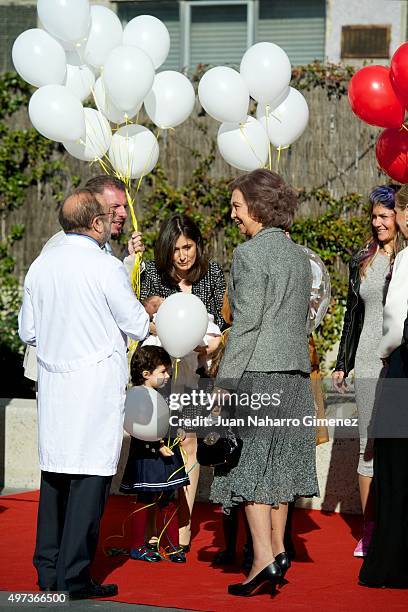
[348,43,408,183]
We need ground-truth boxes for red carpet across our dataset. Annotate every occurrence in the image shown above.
[0,491,407,611]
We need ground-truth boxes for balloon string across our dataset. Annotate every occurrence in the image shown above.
[239,122,264,167]
[264,104,273,171]
[102,498,157,556]
[186,461,198,475]
[135,129,161,194]
[401,123,408,132]
[276,145,282,171]
[173,357,180,382]
[103,436,186,557]
[156,503,179,557]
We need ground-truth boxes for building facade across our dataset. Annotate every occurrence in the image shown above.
[1,0,407,72]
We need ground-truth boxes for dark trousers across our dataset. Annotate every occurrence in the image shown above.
[33,471,112,593]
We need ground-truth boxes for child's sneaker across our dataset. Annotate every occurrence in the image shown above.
[130,544,162,562]
[165,546,186,563]
[353,522,374,557]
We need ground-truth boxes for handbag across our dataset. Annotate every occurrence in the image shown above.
[197,428,243,468]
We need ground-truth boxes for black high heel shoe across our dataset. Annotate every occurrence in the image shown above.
[275,552,291,581]
[228,561,282,596]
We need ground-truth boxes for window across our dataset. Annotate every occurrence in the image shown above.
[258,0,326,66]
[116,1,181,71]
[115,0,326,71]
[341,25,391,59]
[182,1,254,70]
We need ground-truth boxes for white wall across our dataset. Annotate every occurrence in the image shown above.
[326,0,406,63]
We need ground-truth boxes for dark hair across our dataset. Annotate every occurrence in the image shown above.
[58,188,103,232]
[359,184,400,277]
[230,169,298,230]
[154,214,208,285]
[130,346,172,386]
[84,175,126,195]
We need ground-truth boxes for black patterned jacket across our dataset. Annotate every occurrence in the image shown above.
[140,260,227,330]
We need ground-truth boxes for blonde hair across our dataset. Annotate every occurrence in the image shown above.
[208,328,230,378]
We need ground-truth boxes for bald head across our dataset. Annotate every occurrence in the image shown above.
[59,189,104,233]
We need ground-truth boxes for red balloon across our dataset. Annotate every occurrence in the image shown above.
[348,65,405,129]
[376,128,408,183]
[391,42,408,109]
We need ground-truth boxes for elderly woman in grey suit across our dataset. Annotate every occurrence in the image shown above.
[211,169,318,596]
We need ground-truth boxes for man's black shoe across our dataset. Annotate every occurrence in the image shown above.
[69,582,118,600]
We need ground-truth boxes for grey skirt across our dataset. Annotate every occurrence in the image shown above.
[210,371,319,512]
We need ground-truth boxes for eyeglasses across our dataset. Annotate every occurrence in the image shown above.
[94,208,117,220]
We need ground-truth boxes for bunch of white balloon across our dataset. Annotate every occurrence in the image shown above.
[198,42,309,172]
[12,0,196,180]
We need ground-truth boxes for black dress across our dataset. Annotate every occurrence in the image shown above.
[359,345,408,588]
[120,437,189,494]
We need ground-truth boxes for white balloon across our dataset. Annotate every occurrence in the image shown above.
[156,294,209,359]
[12,28,66,87]
[28,84,85,143]
[217,116,269,171]
[109,124,159,179]
[93,77,141,124]
[83,5,123,69]
[124,386,169,442]
[37,0,90,44]
[123,15,170,70]
[257,88,309,148]
[103,45,155,112]
[198,66,249,123]
[63,108,111,161]
[64,63,95,102]
[144,71,195,129]
[240,42,291,103]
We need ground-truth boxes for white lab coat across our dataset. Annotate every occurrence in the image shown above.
[23,231,115,381]
[18,234,149,476]
[23,231,67,381]
[379,246,408,358]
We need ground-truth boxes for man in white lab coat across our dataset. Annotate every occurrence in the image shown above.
[23,175,145,382]
[18,188,149,599]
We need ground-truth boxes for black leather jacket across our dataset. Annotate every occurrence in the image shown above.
[334,251,365,375]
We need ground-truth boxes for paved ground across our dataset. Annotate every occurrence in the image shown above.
[0,597,189,611]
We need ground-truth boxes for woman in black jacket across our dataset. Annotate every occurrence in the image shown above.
[135,214,226,553]
[332,185,400,557]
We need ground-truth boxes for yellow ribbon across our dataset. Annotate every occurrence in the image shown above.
[276,145,282,171]
[239,121,265,167]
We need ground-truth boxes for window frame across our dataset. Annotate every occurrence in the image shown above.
[179,0,259,69]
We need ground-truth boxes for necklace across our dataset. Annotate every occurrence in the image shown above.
[380,247,393,258]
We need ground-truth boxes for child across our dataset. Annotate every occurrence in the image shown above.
[120,346,189,563]
[141,295,222,554]
[142,295,222,382]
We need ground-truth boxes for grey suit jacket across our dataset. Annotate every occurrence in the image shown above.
[216,228,312,389]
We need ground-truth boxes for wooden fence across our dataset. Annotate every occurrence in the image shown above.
[5,85,383,278]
